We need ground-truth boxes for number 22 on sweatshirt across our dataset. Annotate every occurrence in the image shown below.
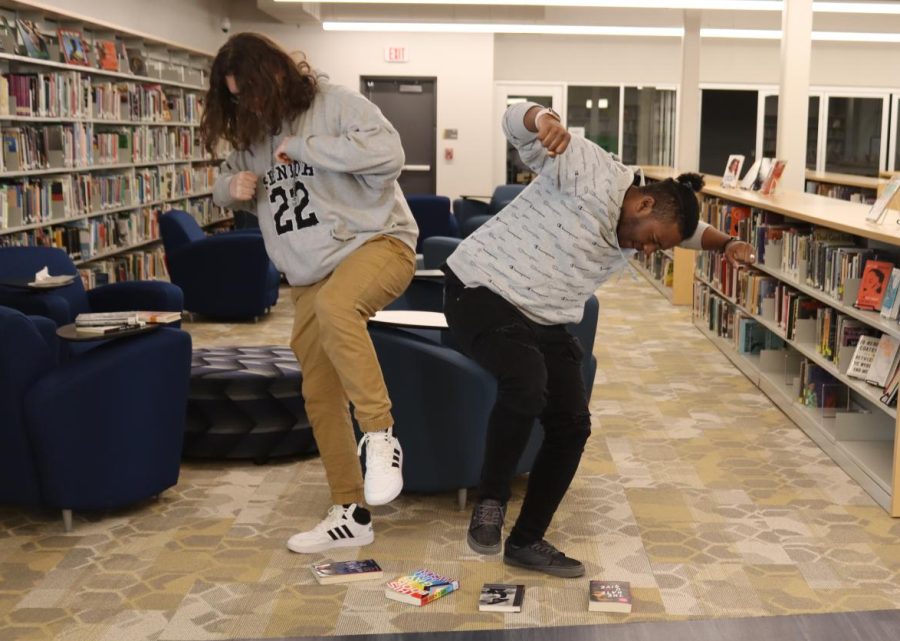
[212,82,418,286]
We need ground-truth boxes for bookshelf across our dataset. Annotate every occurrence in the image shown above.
[0,1,230,287]
[804,170,888,204]
[693,183,900,516]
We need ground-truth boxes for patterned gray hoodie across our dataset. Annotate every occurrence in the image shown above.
[447,101,706,325]
[213,81,418,286]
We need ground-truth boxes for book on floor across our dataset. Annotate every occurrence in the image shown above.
[385,569,458,606]
[310,559,383,585]
[478,583,525,613]
[589,580,632,613]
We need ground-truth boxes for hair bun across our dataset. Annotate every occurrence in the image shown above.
[676,172,705,193]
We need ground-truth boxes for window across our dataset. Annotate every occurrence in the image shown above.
[699,89,758,175]
[825,96,884,176]
[566,86,621,155]
[622,87,676,166]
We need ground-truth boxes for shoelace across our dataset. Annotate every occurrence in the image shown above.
[313,505,348,533]
[357,430,393,465]
[529,540,563,557]
[473,502,503,527]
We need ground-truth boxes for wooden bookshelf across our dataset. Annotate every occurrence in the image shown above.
[693,185,900,517]
[0,1,227,286]
[804,170,889,203]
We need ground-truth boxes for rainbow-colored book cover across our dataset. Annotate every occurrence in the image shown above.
[385,569,459,606]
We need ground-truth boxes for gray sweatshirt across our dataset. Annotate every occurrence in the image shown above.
[212,81,418,286]
[447,101,707,325]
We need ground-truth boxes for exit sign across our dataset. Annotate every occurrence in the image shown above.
[384,46,408,63]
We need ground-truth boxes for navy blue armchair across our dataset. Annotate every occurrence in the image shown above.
[422,236,462,270]
[453,184,526,238]
[405,195,459,250]
[370,295,598,507]
[159,209,280,320]
[0,305,192,531]
[0,246,183,327]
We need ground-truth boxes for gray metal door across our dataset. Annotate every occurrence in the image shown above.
[361,76,436,195]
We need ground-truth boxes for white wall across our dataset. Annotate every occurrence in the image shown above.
[495,35,900,91]
[25,0,227,53]
[231,16,496,202]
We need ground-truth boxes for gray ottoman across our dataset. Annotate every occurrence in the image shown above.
[185,346,317,463]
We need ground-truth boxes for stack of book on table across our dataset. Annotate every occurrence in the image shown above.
[74,310,181,335]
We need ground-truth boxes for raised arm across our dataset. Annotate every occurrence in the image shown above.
[502,102,571,174]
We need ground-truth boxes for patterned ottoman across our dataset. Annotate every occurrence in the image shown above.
[185,346,317,463]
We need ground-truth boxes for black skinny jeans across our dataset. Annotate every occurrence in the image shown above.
[442,268,592,545]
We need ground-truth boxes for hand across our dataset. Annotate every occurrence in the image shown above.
[274,138,294,164]
[228,171,258,201]
[537,117,570,158]
[725,239,756,265]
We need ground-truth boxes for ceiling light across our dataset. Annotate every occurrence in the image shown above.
[322,22,685,35]
[283,0,784,9]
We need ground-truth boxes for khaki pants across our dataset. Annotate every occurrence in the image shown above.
[290,235,415,505]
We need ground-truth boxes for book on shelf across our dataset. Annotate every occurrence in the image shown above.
[753,158,775,192]
[310,559,383,585]
[880,268,900,319]
[855,260,894,311]
[846,335,881,380]
[880,360,900,406]
[722,154,745,189]
[0,17,18,54]
[94,39,119,71]
[864,334,900,388]
[589,580,632,613]
[866,176,900,224]
[16,19,50,60]
[57,29,89,66]
[385,569,459,606]
[760,160,786,196]
[478,584,525,613]
[739,158,762,191]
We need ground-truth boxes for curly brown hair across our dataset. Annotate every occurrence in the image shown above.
[200,33,319,155]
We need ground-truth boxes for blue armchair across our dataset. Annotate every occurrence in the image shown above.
[0,246,183,327]
[422,236,462,270]
[370,295,598,508]
[405,195,459,250]
[453,184,526,238]
[159,209,280,320]
[0,305,192,531]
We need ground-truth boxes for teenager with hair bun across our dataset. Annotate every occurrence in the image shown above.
[443,102,756,577]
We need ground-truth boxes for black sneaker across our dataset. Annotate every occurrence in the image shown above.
[467,499,506,554]
[503,539,585,578]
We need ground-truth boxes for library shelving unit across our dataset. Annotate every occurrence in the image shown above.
[631,166,701,306]
[693,183,900,516]
[804,169,888,204]
[0,1,229,287]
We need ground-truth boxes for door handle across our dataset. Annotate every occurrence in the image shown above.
[402,165,432,172]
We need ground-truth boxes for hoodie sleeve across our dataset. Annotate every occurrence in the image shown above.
[283,89,405,191]
[212,149,257,213]
[501,101,554,176]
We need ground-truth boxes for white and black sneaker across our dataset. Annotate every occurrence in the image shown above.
[286,504,374,554]
[357,427,403,505]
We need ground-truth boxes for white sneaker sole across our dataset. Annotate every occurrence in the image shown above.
[286,529,375,554]
[364,475,403,506]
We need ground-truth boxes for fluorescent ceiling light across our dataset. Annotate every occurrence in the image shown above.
[322,22,684,35]
[282,0,784,8]
[814,2,900,15]
[813,31,900,42]
[700,28,781,39]
[283,0,900,14]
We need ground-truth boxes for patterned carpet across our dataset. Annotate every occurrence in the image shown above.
[1,275,899,640]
